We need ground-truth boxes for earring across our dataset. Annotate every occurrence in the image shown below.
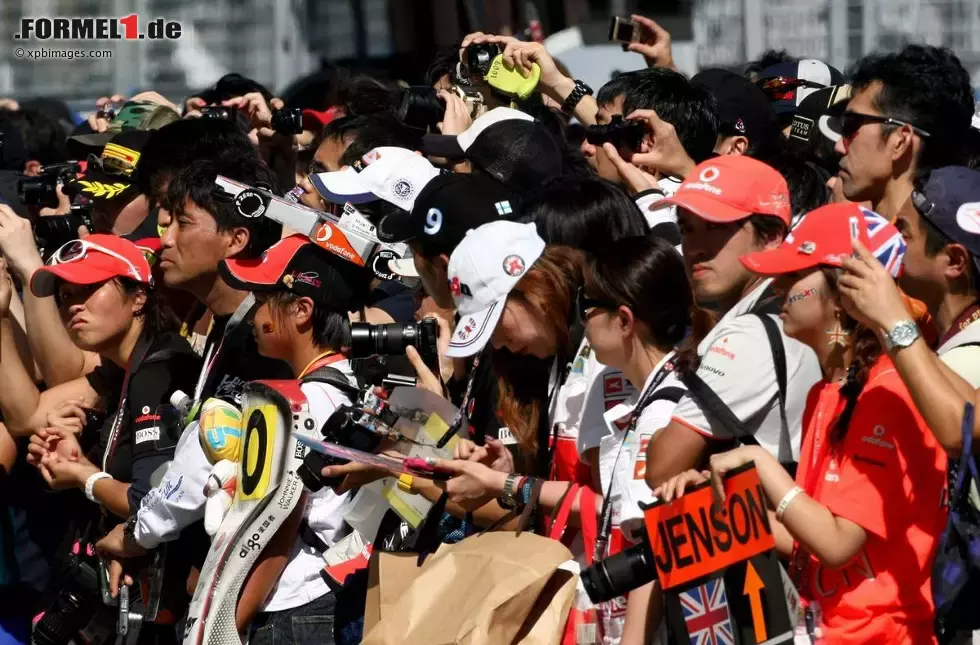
[825,312,850,350]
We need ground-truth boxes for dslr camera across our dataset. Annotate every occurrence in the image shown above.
[580,521,658,604]
[199,105,237,121]
[350,318,439,374]
[585,116,646,152]
[398,85,485,131]
[18,162,80,209]
[33,203,94,254]
[270,107,303,135]
[297,386,401,490]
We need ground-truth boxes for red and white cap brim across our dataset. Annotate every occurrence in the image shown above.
[446,299,505,358]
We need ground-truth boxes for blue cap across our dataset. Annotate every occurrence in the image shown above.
[915,166,980,272]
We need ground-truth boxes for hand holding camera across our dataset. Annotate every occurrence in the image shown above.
[437,89,474,136]
[624,109,697,180]
[0,203,45,282]
[609,14,678,72]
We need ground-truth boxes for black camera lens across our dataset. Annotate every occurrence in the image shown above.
[398,86,446,131]
[350,322,418,357]
[200,106,236,120]
[466,43,500,78]
[585,116,646,152]
[32,212,90,253]
[271,107,303,135]
[580,542,658,604]
[18,176,56,207]
[33,554,104,645]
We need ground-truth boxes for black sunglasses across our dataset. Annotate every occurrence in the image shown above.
[576,287,618,322]
[836,111,931,140]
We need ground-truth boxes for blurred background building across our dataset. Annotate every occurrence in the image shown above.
[0,0,978,108]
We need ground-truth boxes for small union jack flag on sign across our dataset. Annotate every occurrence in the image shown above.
[859,207,906,278]
[679,579,734,645]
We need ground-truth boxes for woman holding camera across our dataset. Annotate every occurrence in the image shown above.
[0,235,199,644]
[215,234,371,645]
[656,206,947,644]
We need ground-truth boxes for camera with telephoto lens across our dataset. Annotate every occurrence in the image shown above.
[33,203,94,257]
[585,115,646,152]
[465,42,501,78]
[350,318,439,374]
[33,541,118,645]
[270,107,303,135]
[297,389,400,491]
[199,105,237,121]
[580,522,657,603]
[18,162,81,208]
[398,85,484,131]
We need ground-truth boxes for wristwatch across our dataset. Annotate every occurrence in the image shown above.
[883,320,920,351]
[123,514,138,543]
[560,80,593,116]
[498,473,519,510]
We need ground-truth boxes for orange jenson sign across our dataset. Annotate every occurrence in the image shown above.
[643,465,775,590]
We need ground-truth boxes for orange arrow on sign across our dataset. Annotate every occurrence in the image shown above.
[744,561,767,643]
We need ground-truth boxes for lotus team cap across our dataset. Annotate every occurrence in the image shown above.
[445,220,546,358]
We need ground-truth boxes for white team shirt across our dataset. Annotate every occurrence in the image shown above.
[670,279,821,462]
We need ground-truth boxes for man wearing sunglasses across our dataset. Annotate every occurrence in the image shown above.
[833,44,974,221]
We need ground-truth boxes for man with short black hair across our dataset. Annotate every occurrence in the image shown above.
[835,45,974,220]
[894,166,980,387]
[643,155,821,488]
[583,68,720,185]
[96,155,292,562]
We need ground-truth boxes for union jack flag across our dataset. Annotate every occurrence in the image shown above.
[859,207,906,278]
[679,579,734,645]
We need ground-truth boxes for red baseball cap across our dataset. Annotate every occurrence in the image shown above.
[31,234,154,297]
[740,202,906,277]
[655,156,791,225]
[220,234,370,311]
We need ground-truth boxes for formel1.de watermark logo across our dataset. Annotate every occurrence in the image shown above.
[14,15,181,41]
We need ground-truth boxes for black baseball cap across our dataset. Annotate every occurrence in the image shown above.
[789,84,852,151]
[757,60,844,117]
[914,166,980,275]
[64,130,152,204]
[692,68,777,148]
[377,173,519,256]
[219,234,371,311]
[421,107,562,196]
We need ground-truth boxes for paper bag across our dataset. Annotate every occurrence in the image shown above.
[363,550,424,636]
[362,531,576,645]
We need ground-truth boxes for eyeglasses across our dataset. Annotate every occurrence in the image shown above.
[836,111,932,140]
[50,239,146,284]
[576,287,618,322]
[756,76,824,101]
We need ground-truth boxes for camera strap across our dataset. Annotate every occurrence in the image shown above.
[593,357,676,561]
[435,347,484,449]
[187,293,256,421]
[101,332,155,473]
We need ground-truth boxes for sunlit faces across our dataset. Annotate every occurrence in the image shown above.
[57,280,144,354]
[678,209,764,310]
[893,200,946,311]
[157,199,242,289]
[771,269,837,345]
[490,297,558,359]
[251,298,292,360]
[581,301,632,372]
[834,82,901,203]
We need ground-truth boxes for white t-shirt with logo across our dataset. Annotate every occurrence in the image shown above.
[261,363,355,612]
[670,280,821,461]
[581,353,685,543]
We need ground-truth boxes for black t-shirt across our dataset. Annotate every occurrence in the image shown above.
[86,331,202,514]
[199,313,293,408]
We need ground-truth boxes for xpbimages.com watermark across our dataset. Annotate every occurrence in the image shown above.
[13,47,113,60]
[14,15,182,41]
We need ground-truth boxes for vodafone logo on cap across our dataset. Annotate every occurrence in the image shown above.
[699,167,720,183]
[956,202,980,234]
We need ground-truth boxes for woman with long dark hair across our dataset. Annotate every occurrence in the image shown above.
[657,204,947,644]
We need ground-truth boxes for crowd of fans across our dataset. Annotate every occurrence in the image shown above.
[0,13,980,645]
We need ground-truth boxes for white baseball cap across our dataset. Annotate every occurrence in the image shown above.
[311,146,441,213]
[445,220,546,358]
